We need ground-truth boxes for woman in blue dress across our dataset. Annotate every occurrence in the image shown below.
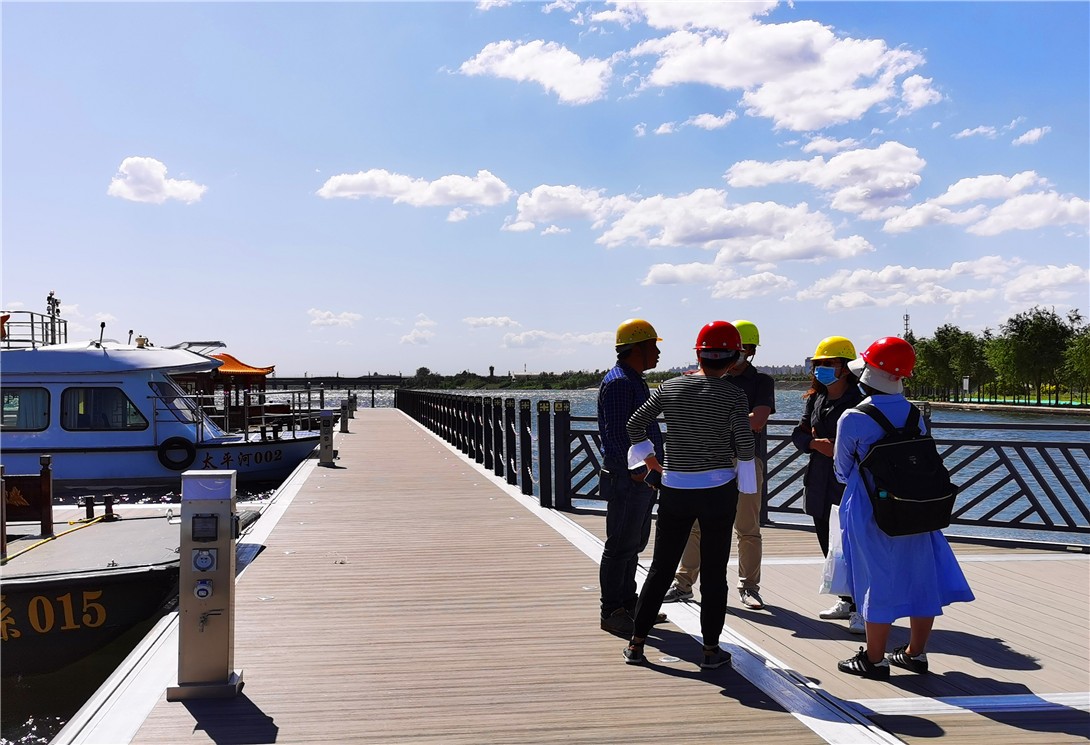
[833,337,974,679]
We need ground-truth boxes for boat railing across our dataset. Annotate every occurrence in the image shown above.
[394,391,1090,549]
[161,389,324,443]
[0,309,68,349]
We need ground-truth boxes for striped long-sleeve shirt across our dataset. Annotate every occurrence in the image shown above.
[626,373,755,489]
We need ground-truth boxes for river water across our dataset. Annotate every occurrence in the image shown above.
[2,387,1086,744]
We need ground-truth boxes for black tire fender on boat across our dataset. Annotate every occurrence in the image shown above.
[158,437,197,471]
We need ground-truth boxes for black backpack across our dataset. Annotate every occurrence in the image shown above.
[856,403,957,536]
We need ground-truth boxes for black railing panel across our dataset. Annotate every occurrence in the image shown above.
[395,392,1090,541]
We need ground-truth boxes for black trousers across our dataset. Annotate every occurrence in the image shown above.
[633,482,738,646]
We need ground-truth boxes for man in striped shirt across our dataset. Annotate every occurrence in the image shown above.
[597,319,665,637]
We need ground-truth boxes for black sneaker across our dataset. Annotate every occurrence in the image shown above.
[886,645,929,674]
[600,608,634,637]
[622,643,646,665]
[700,645,732,670]
[837,647,890,680]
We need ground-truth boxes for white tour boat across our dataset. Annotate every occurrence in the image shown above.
[1,297,321,495]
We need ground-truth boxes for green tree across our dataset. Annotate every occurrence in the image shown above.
[1061,323,1090,404]
[995,306,1076,405]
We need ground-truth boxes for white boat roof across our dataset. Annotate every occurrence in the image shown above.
[0,340,223,377]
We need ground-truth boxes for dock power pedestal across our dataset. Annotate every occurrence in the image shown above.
[319,409,338,465]
[167,470,244,701]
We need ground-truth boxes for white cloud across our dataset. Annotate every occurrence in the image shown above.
[400,328,434,345]
[1003,264,1088,304]
[476,0,511,9]
[317,168,512,206]
[596,188,872,261]
[629,21,927,131]
[931,171,1049,206]
[881,171,1085,235]
[654,122,677,135]
[447,208,469,222]
[400,314,437,345]
[107,157,206,204]
[1012,126,1051,146]
[634,122,648,137]
[726,141,926,218]
[795,256,1012,310]
[541,225,570,235]
[459,40,612,104]
[968,192,1090,236]
[802,136,859,154]
[464,316,520,328]
[508,184,631,231]
[686,111,737,130]
[502,329,613,348]
[307,308,363,327]
[898,74,942,114]
[952,125,997,139]
[596,1,779,32]
[710,271,796,300]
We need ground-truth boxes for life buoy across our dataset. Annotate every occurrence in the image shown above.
[158,437,197,471]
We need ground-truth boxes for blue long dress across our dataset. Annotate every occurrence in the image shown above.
[834,393,975,624]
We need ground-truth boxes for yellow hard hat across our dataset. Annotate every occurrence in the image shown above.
[812,335,857,361]
[732,320,760,346]
[615,318,661,346]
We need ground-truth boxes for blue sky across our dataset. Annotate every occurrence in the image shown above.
[3,1,1087,377]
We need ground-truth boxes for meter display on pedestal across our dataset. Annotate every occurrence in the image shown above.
[167,470,244,701]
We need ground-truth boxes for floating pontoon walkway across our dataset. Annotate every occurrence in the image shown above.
[58,409,1090,744]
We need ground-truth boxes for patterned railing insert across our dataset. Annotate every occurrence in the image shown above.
[395,392,1090,540]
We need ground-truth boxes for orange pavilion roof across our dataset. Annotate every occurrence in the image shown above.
[211,353,275,376]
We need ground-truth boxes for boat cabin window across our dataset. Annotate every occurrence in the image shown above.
[1,387,50,431]
[61,387,148,431]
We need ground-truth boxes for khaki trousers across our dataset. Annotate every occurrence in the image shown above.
[673,459,765,592]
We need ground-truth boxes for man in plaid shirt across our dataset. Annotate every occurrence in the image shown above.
[597,319,665,636]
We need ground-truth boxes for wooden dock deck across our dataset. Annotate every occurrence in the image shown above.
[57,409,1090,744]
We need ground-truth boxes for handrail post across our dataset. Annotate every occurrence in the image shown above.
[474,396,484,464]
[553,401,572,511]
[39,455,54,538]
[758,434,769,526]
[519,399,533,495]
[482,397,494,471]
[504,398,517,485]
[461,396,472,456]
[493,397,504,478]
[537,400,553,508]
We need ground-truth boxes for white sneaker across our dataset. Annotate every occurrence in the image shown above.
[848,612,866,635]
[819,599,853,620]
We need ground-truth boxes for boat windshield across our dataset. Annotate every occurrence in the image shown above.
[148,380,223,434]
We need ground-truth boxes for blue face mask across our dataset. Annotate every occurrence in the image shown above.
[813,366,838,386]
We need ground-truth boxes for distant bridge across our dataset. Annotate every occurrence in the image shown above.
[266,375,404,390]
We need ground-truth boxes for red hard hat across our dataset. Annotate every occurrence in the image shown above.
[860,336,916,378]
[694,321,744,354]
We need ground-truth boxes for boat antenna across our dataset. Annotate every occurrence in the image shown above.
[98,322,106,346]
[128,329,133,344]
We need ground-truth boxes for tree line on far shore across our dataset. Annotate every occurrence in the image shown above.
[405,306,1089,407]
[906,306,1088,406]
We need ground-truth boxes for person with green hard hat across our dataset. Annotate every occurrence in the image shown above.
[596,318,666,637]
[663,320,775,612]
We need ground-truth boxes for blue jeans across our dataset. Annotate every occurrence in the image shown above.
[599,468,656,618]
